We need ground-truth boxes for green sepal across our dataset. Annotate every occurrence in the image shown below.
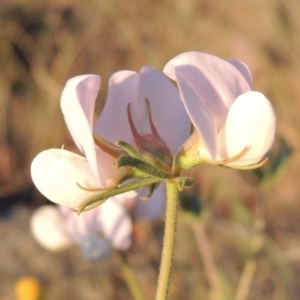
[142,153,172,173]
[116,140,146,161]
[117,140,172,174]
[93,133,126,158]
[174,131,205,170]
[127,100,174,167]
[77,177,163,214]
[175,176,194,191]
[115,155,174,179]
[175,130,264,171]
[175,155,204,170]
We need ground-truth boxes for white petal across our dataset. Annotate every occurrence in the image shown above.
[61,74,101,180]
[217,91,276,165]
[31,149,101,209]
[30,205,72,251]
[174,69,218,159]
[164,51,251,127]
[94,71,138,144]
[95,147,128,188]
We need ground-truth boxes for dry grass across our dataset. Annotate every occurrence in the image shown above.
[1,0,300,299]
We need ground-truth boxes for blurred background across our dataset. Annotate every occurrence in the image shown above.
[0,0,299,299]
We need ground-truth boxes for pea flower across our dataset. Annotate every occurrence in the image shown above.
[31,66,190,211]
[163,51,276,168]
[30,195,133,261]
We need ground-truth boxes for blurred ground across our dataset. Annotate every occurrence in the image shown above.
[1,0,300,299]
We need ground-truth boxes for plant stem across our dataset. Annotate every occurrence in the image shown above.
[119,252,145,300]
[155,180,178,300]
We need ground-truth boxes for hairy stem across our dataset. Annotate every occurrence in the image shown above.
[155,180,178,300]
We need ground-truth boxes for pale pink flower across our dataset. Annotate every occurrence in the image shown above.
[31,66,190,215]
[30,197,132,260]
[164,51,276,166]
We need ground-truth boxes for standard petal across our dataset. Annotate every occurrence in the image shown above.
[175,69,218,159]
[134,66,190,153]
[163,51,251,129]
[134,184,165,220]
[217,91,276,165]
[95,67,190,154]
[31,149,101,209]
[61,74,101,180]
[96,200,133,250]
[94,71,138,144]
[30,205,72,251]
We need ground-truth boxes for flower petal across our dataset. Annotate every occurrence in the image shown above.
[135,66,190,153]
[60,75,101,180]
[134,184,165,220]
[31,149,101,209]
[95,67,190,154]
[163,51,251,128]
[95,200,133,250]
[217,91,276,165]
[95,147,128,188]
[94,71,138,144]
[30,205,72,251]
[174,69,218,159]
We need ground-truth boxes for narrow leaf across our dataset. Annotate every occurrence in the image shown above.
[77,177,163,214]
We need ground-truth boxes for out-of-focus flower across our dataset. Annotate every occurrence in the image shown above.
[164,51,276,168]
[30,188,166,260]
[30,205,72,252]
[30,195,133,260]
[31,66,189,212]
